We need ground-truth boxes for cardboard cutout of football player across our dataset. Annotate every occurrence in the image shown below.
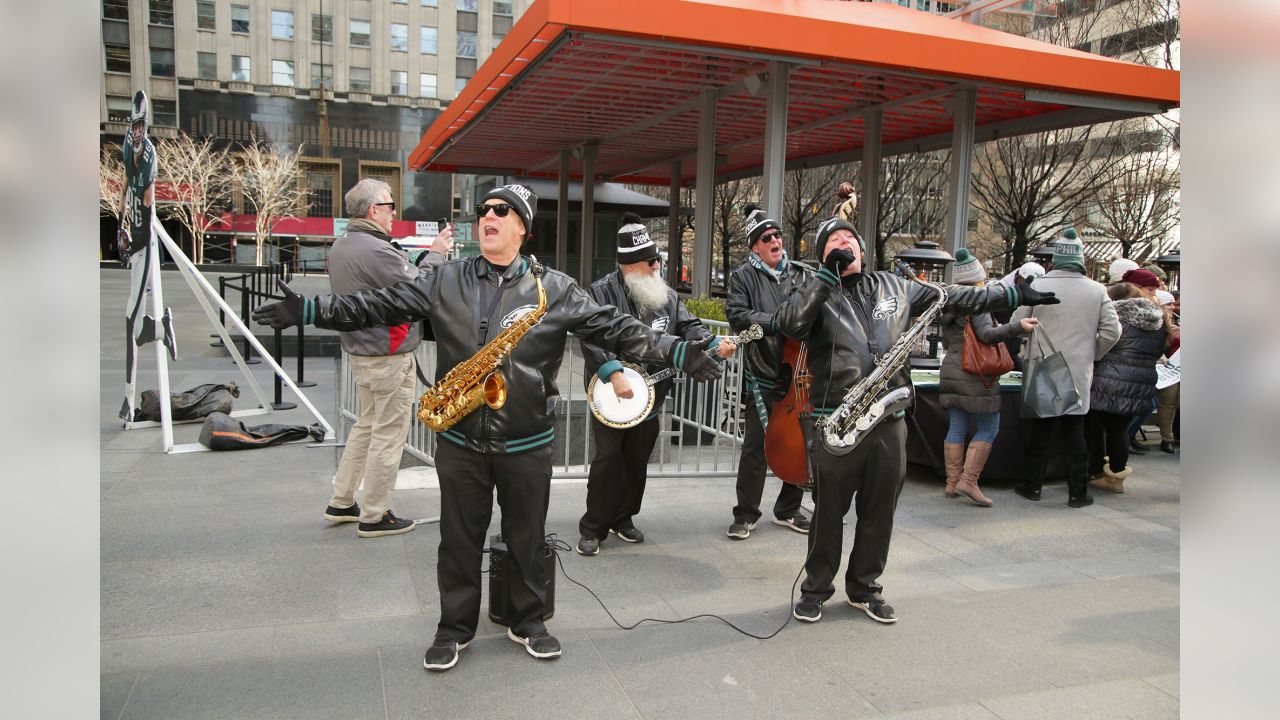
[118,90,177,422]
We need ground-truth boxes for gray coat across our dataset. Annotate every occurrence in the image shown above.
[938,311,1027,414]
[1010,270,1121,415]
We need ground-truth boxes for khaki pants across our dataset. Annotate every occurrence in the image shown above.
[331,353,417,523]
[1155,383,1180,443]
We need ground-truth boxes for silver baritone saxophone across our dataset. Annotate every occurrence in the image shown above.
[817,263,947,456]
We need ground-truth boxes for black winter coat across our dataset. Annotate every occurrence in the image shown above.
[1089,298,1168,416]
[725,258,814,399]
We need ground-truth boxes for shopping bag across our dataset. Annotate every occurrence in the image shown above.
[1019,324,1081,418]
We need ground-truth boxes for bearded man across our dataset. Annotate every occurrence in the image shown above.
[575,214,736,556]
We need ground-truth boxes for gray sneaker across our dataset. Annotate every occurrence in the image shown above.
[772,514,811,534]
[793,597,823,623]
[507,628,561,659]
[849,597,897,624]
[726,521,756,540]
[576,535,600,556]
[423,638,469,672]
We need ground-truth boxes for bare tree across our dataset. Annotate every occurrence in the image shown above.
[1085,127,1180,261]
[780,163,852,262]
[874,150,951,270]
[236,140,303,266]
[99,144,125,219]
[1112,0,1181,144]
[155,135,233,264]
[712,177,759,289]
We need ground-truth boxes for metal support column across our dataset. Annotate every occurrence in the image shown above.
[692,90,716,297]
[943,87,977,283]
[579,142,598,285]
[761,61,790,218]
[667,160,681,288]
[859,110,883,271]
[556,148,570,272]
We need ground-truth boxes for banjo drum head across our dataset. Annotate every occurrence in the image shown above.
[589,366,654,428]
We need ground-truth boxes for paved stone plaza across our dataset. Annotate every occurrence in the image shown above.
[101,269,1179,720]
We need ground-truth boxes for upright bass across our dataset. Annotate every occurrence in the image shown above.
[763,337,813,489]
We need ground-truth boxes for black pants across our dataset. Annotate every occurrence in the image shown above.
[733,403,804,524]
[434,440,552,644]
[801,417,907,603]
[579,415,660,539]
[1086,409,1133,475]
[1024,414,1089,498]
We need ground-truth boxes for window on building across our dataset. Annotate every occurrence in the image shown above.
[420,26,437,54]
[494,1,513,15]
[196,0,215,30]
[457,30,477,58]
[106,95,132,123]
[152,99,176,127]
[103,0,128,21]
[494,15,512,34]
[350,19,371,47]
[390,70,408,95]
[392,0,407,4]
[311,14,332,42]
[350,66,371,93]
[272,10,294,40]
[149,0,173,26]
[360,163,402,208]
[458,0,478,11]
[420,72,437,98]
[102,19,130,72]
[272,60,294,86]
[105,43,130,73]
[231,55,251,82]
[150,48,175,77]
[302,162,340,218]
[422,0,437,7]
[455,76,468,95]
[197,51,217,79]
[231,5,249,34]
[311,63,333,89]
[390,23,408,51]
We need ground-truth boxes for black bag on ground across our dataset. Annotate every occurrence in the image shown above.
[137,382,240,422]
[198,412,324,450]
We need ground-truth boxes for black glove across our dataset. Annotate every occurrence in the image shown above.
[669,336,722,383]
[252,280,311,329]
[823,248,856,277]
[1017,280,1060,307]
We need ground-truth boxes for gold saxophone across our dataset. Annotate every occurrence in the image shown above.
[416,260,547,432]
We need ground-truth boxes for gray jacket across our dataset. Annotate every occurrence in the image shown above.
[1010,270,1121,415]
[327,221,444,357]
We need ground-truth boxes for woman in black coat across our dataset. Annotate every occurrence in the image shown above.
[1086,279,1173,493]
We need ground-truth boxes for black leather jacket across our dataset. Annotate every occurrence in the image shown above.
[775,267,1014,415]
[314,255,680,454]
[726,258,814,398]
[579,270,711,409]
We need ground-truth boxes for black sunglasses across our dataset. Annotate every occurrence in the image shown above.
[373,201,396,211]
[646,257,662,268]
[475,202,514,218]
[759,230,782,242]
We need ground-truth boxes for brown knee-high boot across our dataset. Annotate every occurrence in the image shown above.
[956,441,994,507]
[944,443,965,498]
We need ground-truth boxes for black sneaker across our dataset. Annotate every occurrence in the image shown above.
[792,597,823,623]
[576,535,600,556]
[849,597,897,624]
[324,503,361,523]
[160,307,178,361]
[1014,484,1042,501]
[1067,494,1095,509]
[726,521,756,540]
[136,314,158,345]
[423,638,469,672]
[772,514,810,534]
[357,510,415,538]
[610,526,644,543]
[507,628,561,659]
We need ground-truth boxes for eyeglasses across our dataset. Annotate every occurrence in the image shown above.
[373,201,396,211]
[475,202,513,218]
[646,257,662,268]
[759,231,782,243]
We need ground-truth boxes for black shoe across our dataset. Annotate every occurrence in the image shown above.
[423,638,469,672]
[792,597,823,623]
[1128,439,1148,454]
[1067,494,1095,508]
[119,397,136,422]
[610,526,644,543]
[576,535,600,556]
[160,307,178,361]
[726,521,756,540]
[357,510,415,538]
[1160,441,1176,454]
[1014,484,1042,501]
[771,513,811,534]
[507,628,561,659]
[849,597,898,624]
[323,503,360,523]
[136,314,158,345]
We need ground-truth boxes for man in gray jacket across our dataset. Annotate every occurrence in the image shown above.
[1009,229,1121,508]
[322,179,451,538]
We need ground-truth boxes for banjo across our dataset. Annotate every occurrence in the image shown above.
[587,324,764,429]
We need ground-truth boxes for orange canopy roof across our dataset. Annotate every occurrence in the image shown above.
[409,0,1179,184]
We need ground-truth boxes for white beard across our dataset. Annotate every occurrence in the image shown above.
[622,268,670,316]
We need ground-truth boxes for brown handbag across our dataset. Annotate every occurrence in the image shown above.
[961,316,1015,388]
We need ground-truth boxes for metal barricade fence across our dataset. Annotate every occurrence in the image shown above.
[337,319,752,478]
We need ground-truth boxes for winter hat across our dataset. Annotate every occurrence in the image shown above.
[1108,257,1140,284]
[1122,267,1160,289]
[1154,289,1175,306]
[1052,228,1086,273]
[1142,263,1168,283]
[480,184,537,234]
[814,216,862,260]
[616,212,660,264]
[1018,261,1046,280]
[952,248,987,285]
[743,204,781,246]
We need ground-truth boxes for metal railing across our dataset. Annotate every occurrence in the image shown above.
[338,319,751,477]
